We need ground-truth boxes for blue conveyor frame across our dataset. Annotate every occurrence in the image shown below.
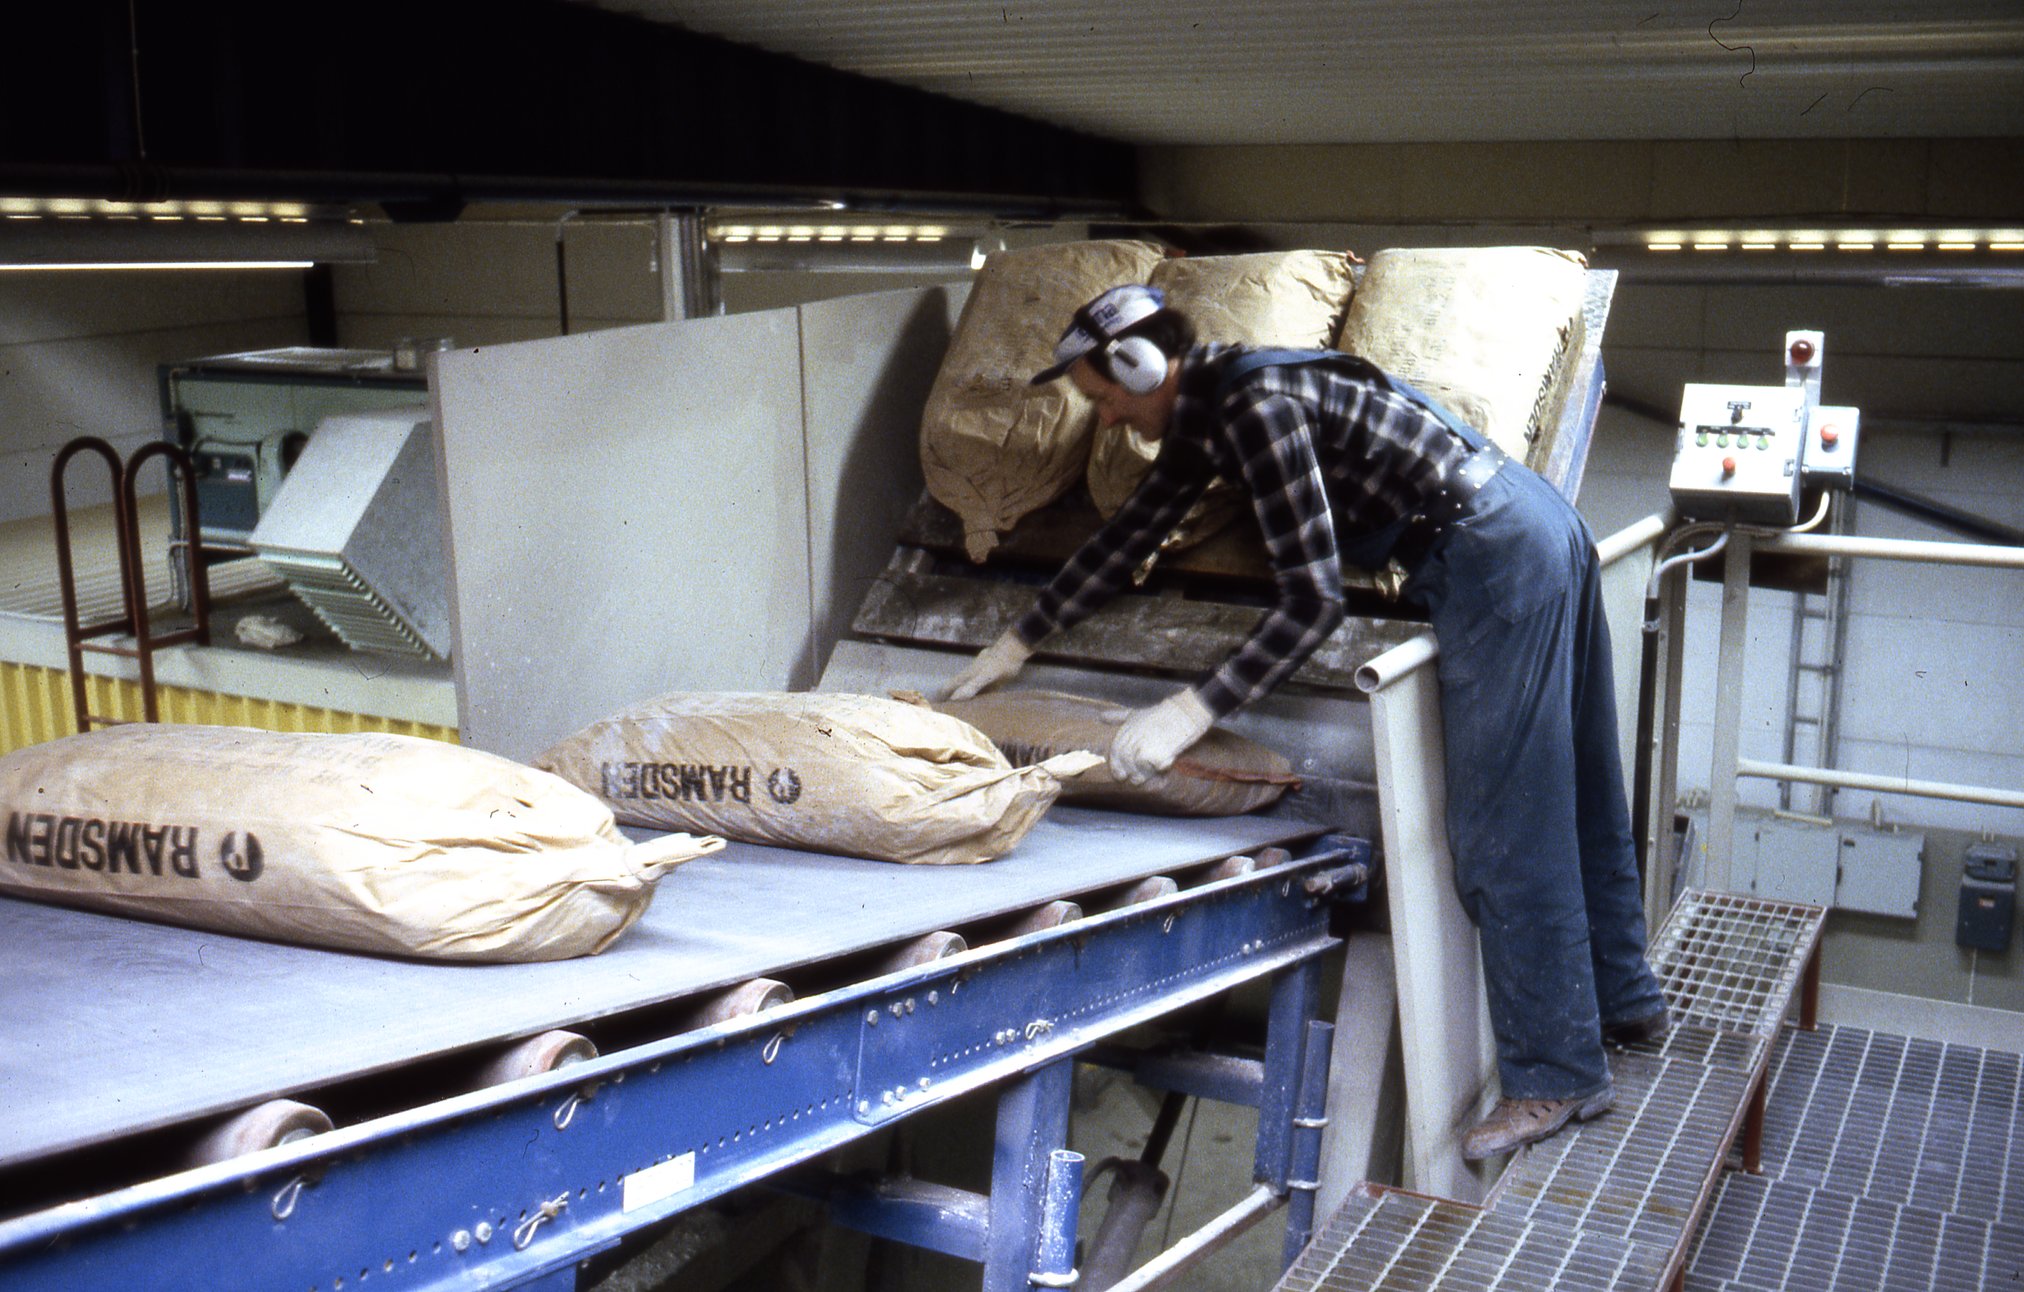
[0,834,1367,1292]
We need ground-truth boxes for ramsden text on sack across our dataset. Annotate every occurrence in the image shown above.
[601,762,755,804]
[6,811,203,877]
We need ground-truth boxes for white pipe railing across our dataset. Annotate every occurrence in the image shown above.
[1759,531,2024,568]
[1355,511,1671,695]
[1738,758,2024,810]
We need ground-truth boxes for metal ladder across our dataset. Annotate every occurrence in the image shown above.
[49,437,214,732]
[1779,499,1855,816]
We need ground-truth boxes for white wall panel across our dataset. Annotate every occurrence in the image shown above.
[1839,615,2024,753]
[0,272,302,348]
[1847,545,2024,630]
[796,286,965,683]
[2,318,310,524]
[433,311,811,763]
[333,220,662,333]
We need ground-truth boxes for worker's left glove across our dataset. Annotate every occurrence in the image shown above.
[1109,690,1215,785]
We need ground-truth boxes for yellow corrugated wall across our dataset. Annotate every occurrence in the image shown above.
[0,660,458,755]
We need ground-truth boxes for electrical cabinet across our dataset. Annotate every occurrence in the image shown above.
[1734,816,1839,907]
[1667,383,1809,524]
[1692,807,1923,918]
[1958,842,2018,952]
[160,348,426,547]
[1802,405,1861,492]
[1834,826,1925,918]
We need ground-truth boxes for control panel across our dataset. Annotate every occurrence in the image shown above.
[1803,404,1860,492]
[1667,382,1809,524]
[1668,329,1859,525]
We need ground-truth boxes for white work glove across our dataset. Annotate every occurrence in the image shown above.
[942,630,1033,701]
[1109,690,1215,785]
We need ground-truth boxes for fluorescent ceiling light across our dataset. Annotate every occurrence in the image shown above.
[1605,225,2021,255]
[0,261,313,272]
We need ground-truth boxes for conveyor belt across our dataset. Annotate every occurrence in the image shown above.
[0,807,1321,1170]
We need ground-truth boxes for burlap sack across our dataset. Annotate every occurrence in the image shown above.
[931,690,1300,817]
[1153,250,1358,353]
[537,692,1102,865]
[922,239,1167,561]
[0,725,720,962]
[1088,251,1358,573]
[1333,246,1588,467]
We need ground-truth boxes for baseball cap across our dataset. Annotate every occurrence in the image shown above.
[1029,283,1167,386]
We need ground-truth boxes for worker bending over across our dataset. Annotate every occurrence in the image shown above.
[946,284,1668,1160]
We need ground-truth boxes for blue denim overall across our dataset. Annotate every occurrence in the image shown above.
[1223,350,1664,1101]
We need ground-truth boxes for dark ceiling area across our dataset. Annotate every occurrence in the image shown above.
[0,0,1137,219]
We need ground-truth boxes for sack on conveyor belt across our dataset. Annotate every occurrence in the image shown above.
[536,692,1103,865]
[0,726,722,962]
[931,690,1300,817]
[1333,246,1589,467]
[1087,250,1361,575]
[921,239,1168,562]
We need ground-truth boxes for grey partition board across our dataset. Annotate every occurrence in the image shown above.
[798,285,965,682]
[0,808,1321,1169]
[431,311,812,763]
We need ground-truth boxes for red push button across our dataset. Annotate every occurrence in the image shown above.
[1819,424,1841,448]
[1722,456,1738,477]
[1789,338,1816,365]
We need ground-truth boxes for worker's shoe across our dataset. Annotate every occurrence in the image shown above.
[1603,1005,1671,1048]
[1461,1086,1614,1161]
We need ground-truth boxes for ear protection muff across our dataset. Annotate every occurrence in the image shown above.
[1104,334,1169,395]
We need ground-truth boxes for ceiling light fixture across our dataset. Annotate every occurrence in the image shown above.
[0,261,315,272]
[0,201,374,268]
[1608,225,2022,255]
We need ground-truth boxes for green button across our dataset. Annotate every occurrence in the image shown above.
[1696,432,1709,447]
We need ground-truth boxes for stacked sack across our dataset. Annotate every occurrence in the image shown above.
[921,239,1167,562]
[920,239,1590,571]
[538,691,1100,865]
[1086,250,1358,568]
[1333,246,1589,470]
[0,726,720,961]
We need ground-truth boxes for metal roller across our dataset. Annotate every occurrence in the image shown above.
[1204,854,1260,882]
[875,930,967,974]
[183,1099,333,1167]
[1114,877,1180,908]
[998,900,1083,938]
[686,978,795,1028]
[472,1030,598,1088]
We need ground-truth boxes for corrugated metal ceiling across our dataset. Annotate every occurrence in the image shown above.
[580,1,2024,146]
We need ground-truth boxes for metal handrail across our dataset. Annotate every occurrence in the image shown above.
[46,437,214,732]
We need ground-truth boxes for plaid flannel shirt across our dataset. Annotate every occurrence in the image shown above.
[1013,344,1470,718]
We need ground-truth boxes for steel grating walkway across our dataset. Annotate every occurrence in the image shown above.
[1679,1023,2024,1291]
[1275,891,1826,1292]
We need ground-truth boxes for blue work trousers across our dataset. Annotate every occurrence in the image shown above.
[1402,465,1665,1101]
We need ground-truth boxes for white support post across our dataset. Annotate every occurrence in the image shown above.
[1704,530,1756,891]
[1362,640,1498,1202]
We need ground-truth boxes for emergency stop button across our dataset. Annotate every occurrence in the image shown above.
[1722,456,1737,477]
[1820,424,1841,448]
